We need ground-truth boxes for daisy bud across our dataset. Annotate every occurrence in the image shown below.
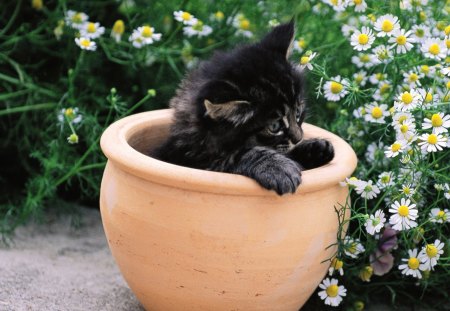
[67,133,79,144]
[354,301,365,311]
[359,265,373,282]
[148,89,156,97]
[112,20,125,42]
[32,0,43,10]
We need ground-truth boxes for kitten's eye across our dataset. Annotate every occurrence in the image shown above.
[267,119,283,135]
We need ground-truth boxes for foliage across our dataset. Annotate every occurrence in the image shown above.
[1,0,449,309]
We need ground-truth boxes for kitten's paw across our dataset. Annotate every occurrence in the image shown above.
[255,155,302,195]
[289,138,335,170]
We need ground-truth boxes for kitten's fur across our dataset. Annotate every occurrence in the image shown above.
[152,22,334,195]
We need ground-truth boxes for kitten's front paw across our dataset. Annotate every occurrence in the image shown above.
[289,138,335,170]
[255,155,302,195]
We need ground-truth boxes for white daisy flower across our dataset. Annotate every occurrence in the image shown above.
[394,89,421,111]
[328,258,344,276]
[57,107,82,124]
[233,14,253,38]
[429,208,450,223]
[389,198,418,231]
[369,72,387,85]
[442,66,450,77]
[183,20,213,38]
[340,176,362,188]
[341,24,357,38]
[384,140,408,158]
[395,119,416,141]
[350,26,375,51]
[293,38,307,53]
[392,112,415,128]
[418,133,447,152]
[353,71,368,86]
[445,184,450,200]
[364,103,390,123]
[318,278,347,307]
[377,172,395,189]
[372,45,394,65]
[299,52,317,71]
[418,64,435,78]
[365,210,386,235]
[74,37,96,51]
[323,76,349,102]
[398,249,422,279]
[173,10,198,25]
[343,237,365,259]
[422,112,450,134]
[348,0,367,12]
[355,180,380,199]
[400,184,415,197]
[403,70,423,88]
[417,88,438,107]
[129,26,162,48]
[65,10,88,29]
[411,24,431,43]
[372,82,392,101]
[373,14,400,37]
[418,239,445,271]
[79,22,105,39]
[388,28,415,53]
[325,0,348,12]
[421,38,448,60]
[351,53,377,69]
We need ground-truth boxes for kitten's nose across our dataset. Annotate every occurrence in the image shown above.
[288,126,303,145]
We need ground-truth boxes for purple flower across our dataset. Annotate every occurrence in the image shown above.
[370,226,398,276]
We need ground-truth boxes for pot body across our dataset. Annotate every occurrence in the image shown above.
[100,109,356,311]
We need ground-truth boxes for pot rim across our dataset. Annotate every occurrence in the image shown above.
[100,109,357,196]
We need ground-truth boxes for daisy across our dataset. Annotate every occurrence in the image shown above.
[74,37,96,51]
[351,53,377,69]
[65,10,88,29]
[366,141,385,162]
[373,14,400,37]
[429,208,450,223]
[341,24,357,37]
[353,71,368,86]
[111,20,125,42]
[323,76,349,102]
[318,278,347,307]
[384,140,407,158]
[355,180,380,199]
[79,21,105,39]
[340,176,362,188]
[343,237,365,259]
[325,0,348,12]
[173,10,198,25]
[369,72,387,85]
[411,24,431,43]
[444,184,450,199]
[389,28,415,53]
[365,210,386,235]
[129,26,162,48]
[400,184,415,197]
[418,133,447,152]
[377,172,395,189]
[372,45,393,64]
[348,0,367,12]
[183,20,213,37]
[417,88,438,107]
[373,82,392,101]
[299,52,317,71]
[350,26,375,51]
[328,258,344,276]
[233,15,253,38]
[418,239,445,270]
[442,66,450,77]
[389,198,418,231]
[398,249,422,279]
[422,113,450,134]
[359,266,373,282]
[364,103,389,123]
[293,38,307,53]
[392,112,415,128]
[403,70,423,88]
[57,107,82,124]
[394,89,421,111]
[67,133,79,144]
[395,119,416,141]
[421,38,448,60]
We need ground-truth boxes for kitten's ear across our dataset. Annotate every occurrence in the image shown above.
[201,80,253,125]
[260,20,295,59]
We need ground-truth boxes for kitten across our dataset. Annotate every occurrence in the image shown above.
[152,21,334,195]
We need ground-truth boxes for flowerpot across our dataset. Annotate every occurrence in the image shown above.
[99,109,357,311]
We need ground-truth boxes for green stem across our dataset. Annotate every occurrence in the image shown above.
[0,73,58,98]
[0,0,22,37]
[0,103,57,116]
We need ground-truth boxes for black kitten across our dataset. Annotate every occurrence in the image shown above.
[152,22,334,195]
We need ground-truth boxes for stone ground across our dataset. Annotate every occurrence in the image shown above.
[0,206,444,311]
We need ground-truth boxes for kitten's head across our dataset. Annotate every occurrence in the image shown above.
[182,21,306,152]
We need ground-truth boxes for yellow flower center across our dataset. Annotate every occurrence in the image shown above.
[409,73,419,82]
[297,39,306,49]
[381,175,390,183]
[331,258,344,270]
[354,0,362,4]
[371,107,383,119]
[240,19,250,30]
[330,0,338,5]
[300,56,310,65]
[32,0,43,10]
[431,114,443,127]
[391,143,401,152]
[421,65,430,74]
[445,25,450,36]
[326,284,339,297]
[80,38,91,48]
[382,20,394,32]
[398,205,409,217]
[330,81,343,94]
[380,83,390,94]
[72,13,83,24]
[425,92,433,102]
[215,11,225,21]
[437,210,446,220]
[192,21,204,31]
[87,22,96,33]
[429,43,440,55]
[437,21,446,31]
[416,28,424,37]
[181,12,192,21]
[401,92,413,104]
[113,20,125,35]
[427,134,438,145]
[142,26,153,38]
[397,35,407,45]
[355,74,364,83]
[426,244,438,257]
[348,242,357,254]
[376,73,384,81]
[358,34,369,45]
[408,257,420,270]
[400,124,409,133]
[403,187,411,194]
[360,54,370,62]
[398,115,408,123]
[447,81,450,89]
[64,108,75,118]
[419,11,427,21]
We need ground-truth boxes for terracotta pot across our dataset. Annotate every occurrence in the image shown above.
[99,109,357,311]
